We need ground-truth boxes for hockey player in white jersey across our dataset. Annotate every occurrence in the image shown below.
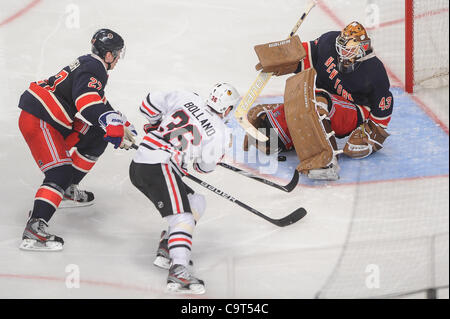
[129,83,240,294]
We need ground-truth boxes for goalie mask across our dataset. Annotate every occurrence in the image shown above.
[335,21,372,73]
[205,83,240,116]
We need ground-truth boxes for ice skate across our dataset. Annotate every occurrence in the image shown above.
[59,184,94,208]
[307,157,340,181]
[153,230,170,269]
[20,217,64,251]
[166,264,205,295]
[153,231,194,269]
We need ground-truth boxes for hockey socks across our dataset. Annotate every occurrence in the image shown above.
[165,213,195,266]
[31,183,64,222]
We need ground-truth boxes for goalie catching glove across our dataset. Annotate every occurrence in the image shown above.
[254,35,306,76]
[343,119,390,159]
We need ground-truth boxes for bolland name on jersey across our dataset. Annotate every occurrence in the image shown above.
[183,102,216,137]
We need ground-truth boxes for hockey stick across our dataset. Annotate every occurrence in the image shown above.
[234,0,317,142]
[130,144,306,227]
[218,162,299,193]
[185,173,306,227]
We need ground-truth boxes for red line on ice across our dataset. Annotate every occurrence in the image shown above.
[0,273,206,298]
[367,8,449,30]
[0,0,42,27]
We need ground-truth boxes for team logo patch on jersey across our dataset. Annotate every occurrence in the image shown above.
[157,201,164,209]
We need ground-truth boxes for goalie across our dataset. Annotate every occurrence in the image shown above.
[244,21,392,180]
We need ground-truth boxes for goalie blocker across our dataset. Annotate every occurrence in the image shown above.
[254,35,306,76]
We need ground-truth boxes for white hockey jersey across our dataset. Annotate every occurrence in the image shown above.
[133,90,231,174]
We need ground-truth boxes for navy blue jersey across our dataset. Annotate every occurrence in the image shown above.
[18,54,114,137]
[296,31,393,128]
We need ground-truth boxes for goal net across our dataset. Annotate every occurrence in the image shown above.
[316,176,449,298]
[405,0,449,92]
[312,0,449,92]
[313,0,449,298]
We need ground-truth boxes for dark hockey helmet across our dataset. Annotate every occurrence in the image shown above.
[335,21,372,73]
[91,28,125,60]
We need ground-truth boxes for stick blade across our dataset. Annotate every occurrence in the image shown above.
[283,170,300,192]
[235,116,269,142]
[273,207,307,227]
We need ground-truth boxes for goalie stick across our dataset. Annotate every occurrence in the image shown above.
[234,0,316,142]
[218,162,299,192]
[130,144,306,227]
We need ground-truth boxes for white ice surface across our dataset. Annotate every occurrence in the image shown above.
[0,0,448,299]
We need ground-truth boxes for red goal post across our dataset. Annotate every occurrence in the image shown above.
[405,0,449,93]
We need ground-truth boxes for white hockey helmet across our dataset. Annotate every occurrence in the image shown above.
[205,83,240,114]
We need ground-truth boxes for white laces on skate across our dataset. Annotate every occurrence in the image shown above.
[172,265,194,280]
[30,218,50,236]
[25,218,53,239]
[75,188,88,201]
[66,185,87,201]
[60,185,94,208]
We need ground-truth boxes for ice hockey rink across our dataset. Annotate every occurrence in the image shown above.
[0,0,448,299]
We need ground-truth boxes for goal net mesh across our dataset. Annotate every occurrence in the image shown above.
[316,173,449,298]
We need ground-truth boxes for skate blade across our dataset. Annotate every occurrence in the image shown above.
[166,282,205,295]
[58,200,94,209]
[153,256,170,270]
[307,170,339,181]
[19,239,63,251]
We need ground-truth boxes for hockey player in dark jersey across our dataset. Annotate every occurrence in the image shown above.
[245,21,392,180]
[18,28,136,251]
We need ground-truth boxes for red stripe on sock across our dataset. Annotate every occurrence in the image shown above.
[168,238,192,246]
[71,150,96,172]
[35,186,63,208]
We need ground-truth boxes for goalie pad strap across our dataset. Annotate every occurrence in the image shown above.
[284,68,335,173]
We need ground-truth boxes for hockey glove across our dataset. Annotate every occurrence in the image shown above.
[120,126,136,150]
[99,111,124,149]
[116,111,138,150]
[117,111,138,136]
[343,119,390,159]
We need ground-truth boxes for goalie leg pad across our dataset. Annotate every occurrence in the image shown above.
[284,68,339,175]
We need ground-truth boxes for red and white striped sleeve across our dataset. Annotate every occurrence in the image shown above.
[140,93,164,124]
